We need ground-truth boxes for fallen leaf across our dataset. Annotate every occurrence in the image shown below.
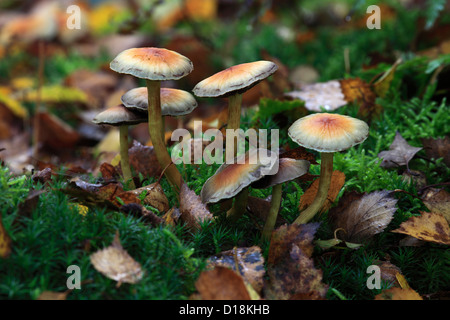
[401,170,428,189]
[392,211,450,245]
[285,80,347,112]
[421,188,450,224]
[374,260,404,288]
[329,190,397,243]
[161,207,182,226]
[372,58,402,98]
[99,162,120,181]
[207,246,265,293]
[37,290,71,300]
[0,214,12,258]
[264,244,328,300]
[421,136,450,166]
[16,189,44,220]
[298,170,345,214]
[339,78,380,122]
[31,167,53,185]
[90,231,144,286]
[374,287,422,300]
[179,182,214,230]
[378,132,423,168]
[246,195,287,227]
[36,112,81,151]
[22,85,88,105]
[120,203,163,227]
[195,266,251,300]
[128,141,162,178]
[130,182,169,213]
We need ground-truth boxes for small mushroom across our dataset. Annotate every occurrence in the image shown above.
[288,113,369,224]
[201,148,276,222]
[251,158,310,241]
[93,104,147,189]
[110,47,193,191]
[121,87,197,136]
[193,61,278,158]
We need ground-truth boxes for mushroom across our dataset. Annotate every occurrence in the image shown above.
[251,158,310,241]
[121,86,197,136]
[288,113,369,224]
[193,61,278,219]
[93,104,147,189]
[201,148,276,222]
[193,61,278,159]
[110,47,193,191]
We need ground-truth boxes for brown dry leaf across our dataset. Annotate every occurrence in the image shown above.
[120,203,163,227]
[264,223,327,300]
[36,112,80,151]
[31,167,53,185]
[16,189,44,221]
[128,141,161,178]
[392,211,450,245]
[374,287,422,300]
[130,182,169,213]
[195,266,251,300]
[421,188,450,224]
[90,231,144,286]
[329,190,397,243]
[374,260,404,288]
[246,195,288,226]
[264,244,328,300]
[401,170,428,189]
[421,136,450,166]
[299,170,345,214]
[378,132,422,168]
[339,78,380,122]
[96,183,141,207]
[99,162,120,181]
[0,214,12,258]
[207,246,265,294]
[37,290,71,300]
[179,182,214,230]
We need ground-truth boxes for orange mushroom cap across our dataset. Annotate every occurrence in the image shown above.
[288,113,369,153]
[110,47,193,81]
[193,60,278,98]
[121,87,197,116]
[200,148,277,203]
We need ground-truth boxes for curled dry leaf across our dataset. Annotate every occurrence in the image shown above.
[299,170,345,214]
[329,190,397,243]
[179,182,214,230]
[90,231,144,286]
[207,246,265,294]
[392,211,450,245]
[378,132,423,168]
[375,287,422,300]
[195,266,251,300]
[264,223,328,300]
[162,207,182,226]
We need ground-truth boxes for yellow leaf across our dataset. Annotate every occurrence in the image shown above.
[0,92,28,118]
[375,287,422,300]
[22,85,88,104]
[392,211,450,245]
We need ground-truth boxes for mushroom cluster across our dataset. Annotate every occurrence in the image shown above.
[194,61,278,221]
[93,47,196,193]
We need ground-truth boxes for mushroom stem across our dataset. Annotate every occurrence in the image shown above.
[226,188,249,222]
[146,79,182,191]
[119,125,135,189]
[261,183,283,241]
[294,152,334,224]
[226,93,248,220]
[226,93,243,157]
